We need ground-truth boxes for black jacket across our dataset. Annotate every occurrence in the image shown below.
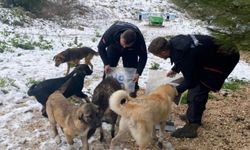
[169,35,239,93]
[97,21,147,75]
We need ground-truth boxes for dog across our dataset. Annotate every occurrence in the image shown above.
[46,78,101,150]
[27,64,93,117]
[109,84,178,150]
[53,47,98,75]
[91,77,122,142]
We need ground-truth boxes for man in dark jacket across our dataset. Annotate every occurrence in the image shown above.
[98,21,147,97]
[148,35,239,138]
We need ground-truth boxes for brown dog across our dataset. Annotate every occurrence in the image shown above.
[46,80,101,150]
[53,47,99,75]
[109,84,178,150]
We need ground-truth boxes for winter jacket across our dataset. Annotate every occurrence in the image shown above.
[97,21,147,75]
[169,35,239,93]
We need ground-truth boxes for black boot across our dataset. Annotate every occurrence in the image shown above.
[171,123,200,138]
[130,82,139,98]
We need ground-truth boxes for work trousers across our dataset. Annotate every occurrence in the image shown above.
[186,83,210,124]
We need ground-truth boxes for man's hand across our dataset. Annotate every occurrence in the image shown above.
[167,70,177,77]
[104,65,111,74]
[132,73,139,83]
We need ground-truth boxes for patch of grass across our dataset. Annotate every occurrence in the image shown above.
[67,36,83,48]
[33,35,53,50]
[95,31,102,37]
[0,77,16,88]
[26,78,42,86]
[9,34,53,50]
[180,90,216,104]
[0,41,11,53]
[222,79,246,91]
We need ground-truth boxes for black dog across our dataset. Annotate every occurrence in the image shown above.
[91,77,122,142]
[27,64,93,117]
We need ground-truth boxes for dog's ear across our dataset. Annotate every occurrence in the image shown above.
[77,108,86,123]
[53,56,56,61]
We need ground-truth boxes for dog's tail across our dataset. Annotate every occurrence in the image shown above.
[27,84,38,96]
[109,90,128,116]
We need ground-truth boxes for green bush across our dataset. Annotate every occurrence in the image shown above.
[9,34,53,50]
[3,0,44,14]
[0,8,28,26]
[10,34,35,50]
[33,35,53,50]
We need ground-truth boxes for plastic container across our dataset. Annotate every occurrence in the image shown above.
[149,16,164,26]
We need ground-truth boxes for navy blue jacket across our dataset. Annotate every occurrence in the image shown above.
[97,21,147,75]
[169,35,239,93]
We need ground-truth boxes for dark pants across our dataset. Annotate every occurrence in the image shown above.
[103,44,139,91]
[186,83,210,125]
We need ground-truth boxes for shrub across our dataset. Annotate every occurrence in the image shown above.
[3,0,44,14]
[9,34,53,50]
[0,41,10,53]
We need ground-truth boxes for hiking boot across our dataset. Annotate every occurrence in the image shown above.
[171,123,200,138]
[179,114,189,123]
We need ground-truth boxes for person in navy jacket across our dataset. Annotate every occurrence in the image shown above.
[148,35,239,138]
[98,21,147,97]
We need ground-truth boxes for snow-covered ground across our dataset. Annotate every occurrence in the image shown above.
[0,0,250,149]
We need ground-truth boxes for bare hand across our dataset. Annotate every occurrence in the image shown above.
[132,73,139,83]
[167,70,177,77]
[104,65,111,74]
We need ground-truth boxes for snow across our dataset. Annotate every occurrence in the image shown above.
[0,0,249,149]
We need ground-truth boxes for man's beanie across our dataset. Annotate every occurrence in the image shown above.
[148,37,168,54]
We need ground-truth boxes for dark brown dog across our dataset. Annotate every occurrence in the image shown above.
[46,78,101,150]
[92,77,122,142]
[53,47,98,75]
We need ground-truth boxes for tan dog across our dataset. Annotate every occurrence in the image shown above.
[46,90,101,150]
[53,47,99,75]
[109,84,178,150]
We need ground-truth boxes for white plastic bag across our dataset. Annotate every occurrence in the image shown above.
[145,70,183,94]
[106,67,136,92]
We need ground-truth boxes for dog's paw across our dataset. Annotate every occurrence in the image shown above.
[55,135,61,144]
